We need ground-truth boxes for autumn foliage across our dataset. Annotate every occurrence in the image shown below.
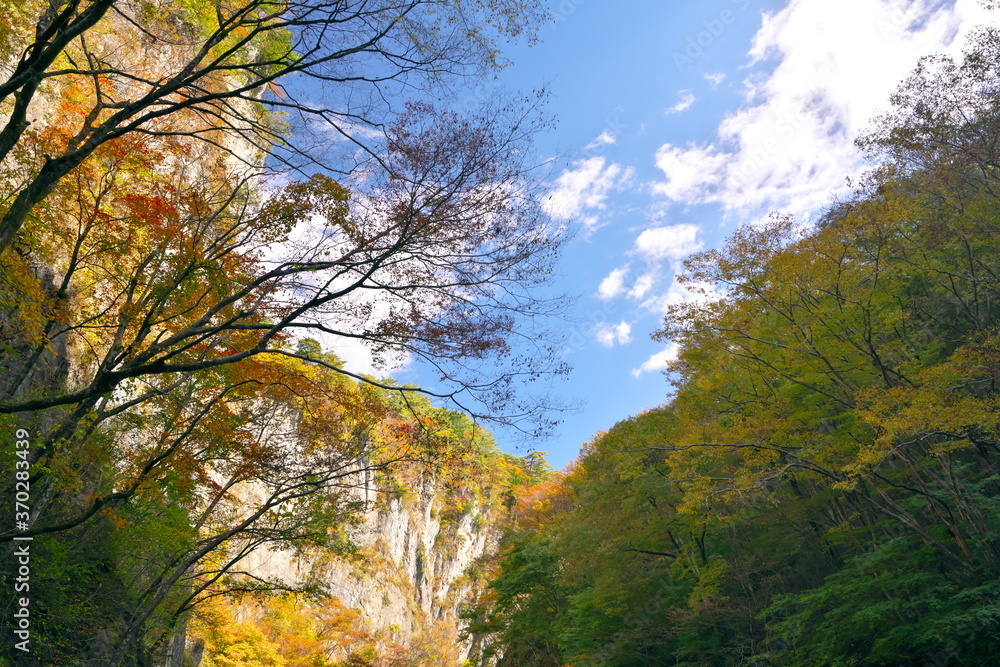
[0,0,560,665]
[473,24,1000,667]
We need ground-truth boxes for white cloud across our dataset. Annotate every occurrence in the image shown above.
[705,72,726,87]
[595,226,700,304]
[629,273,656,300]
[325,334,410,377]
[641,276,722,316]
[585,129,617,150]
[543,157,634,229]
[666,90,697,114]
[598,265,630,300]
[631,344,679,378]
[631,224,702,262]
[651,0,994,218]
[652,143,728,203]
[595,321,633,348]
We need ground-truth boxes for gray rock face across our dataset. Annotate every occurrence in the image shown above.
[238,466,502,663]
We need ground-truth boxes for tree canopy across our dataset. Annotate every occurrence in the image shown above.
[471,23,1000,667]
[0,0,565,664]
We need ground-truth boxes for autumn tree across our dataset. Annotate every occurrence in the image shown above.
[0,0,547,253]
[0,0,566,441]
[0,0,565,664]
[0,0,566,559]
[475,19,1000,667]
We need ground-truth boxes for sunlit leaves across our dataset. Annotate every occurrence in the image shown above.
[479,20,1000,667]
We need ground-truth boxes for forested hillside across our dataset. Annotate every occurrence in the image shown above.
[6,1,1000,666]
[469,26,1000,667]
[0,0,561,665]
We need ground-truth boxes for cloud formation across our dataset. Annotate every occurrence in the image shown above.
[598,265,630,300]
[631,344,679,378]
[543,156,634,229]
[704,72,726,87]
[666,90,697,114]
[629,273,656,300]
[585,129,617,150]
[631,224,703,262]
[595,321,633,348]
[651,0,993,218]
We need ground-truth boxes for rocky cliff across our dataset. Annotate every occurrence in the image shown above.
[239,466,503,664]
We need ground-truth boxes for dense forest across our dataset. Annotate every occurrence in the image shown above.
[0,0,558,664]
[5,0,1000,666]
[464,25,1000,667]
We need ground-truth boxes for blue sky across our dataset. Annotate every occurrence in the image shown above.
[381,0,997,469]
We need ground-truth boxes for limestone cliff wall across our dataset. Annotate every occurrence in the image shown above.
[231,465,503,665]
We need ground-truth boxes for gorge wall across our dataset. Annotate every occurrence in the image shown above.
[236,467,504,665]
